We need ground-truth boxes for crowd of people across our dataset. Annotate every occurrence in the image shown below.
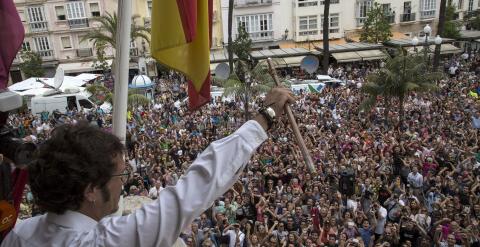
[5,52,480,247]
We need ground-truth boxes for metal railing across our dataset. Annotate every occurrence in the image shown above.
[400,13,415,22]
[248,31,274,41]
[385,14,395,23]
[356,17,367,26]
[29,22,48,32]
[420,10,435,19]
[76,48,93,57]
[38,50,54,58]
[130,48,139,56]
[68,18,89,28]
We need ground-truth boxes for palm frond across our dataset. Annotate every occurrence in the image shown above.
[128,94,151,107]
[359,96,378,112]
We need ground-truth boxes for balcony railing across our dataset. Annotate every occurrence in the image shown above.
[248,31,273,41]
[400,13,415,22]
[76,48,93,57]
[356,17,367,26]
[68,18,89,29]
[235,0,272,7]
[29,22,48,32]
[385,14,395,23]
[420,10,435,19]
[38,50,54,58]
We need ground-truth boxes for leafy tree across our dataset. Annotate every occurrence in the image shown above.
[360,52,442,127]
[464,9,480,30]
[231,26,252,62]
[443,2,461,39]
[81,12,150,50]
[91,41,110,72]
[19,51,45,78]
[360,2,393,44]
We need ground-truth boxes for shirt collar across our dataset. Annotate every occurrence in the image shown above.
[46,210,98,232]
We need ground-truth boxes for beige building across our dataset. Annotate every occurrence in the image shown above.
[10,0,154,82]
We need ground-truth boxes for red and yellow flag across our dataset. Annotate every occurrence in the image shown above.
[151,0,212,110]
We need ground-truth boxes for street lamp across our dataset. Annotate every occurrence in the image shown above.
[284,28,289,40]
[412,36,419,53]
[423,24,432,62]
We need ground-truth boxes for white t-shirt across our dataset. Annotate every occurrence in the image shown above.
[374,206,388,234]
[223,229,245,247]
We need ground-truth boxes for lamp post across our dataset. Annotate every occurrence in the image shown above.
[433,35,443,70]
[412,36,419,53]
[423,24,432,63]
[284,28,289,40]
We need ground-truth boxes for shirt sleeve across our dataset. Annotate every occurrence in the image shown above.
[88,120,267,246]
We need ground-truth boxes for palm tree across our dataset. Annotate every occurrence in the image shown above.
[360,52,442,127]
[86,84,150,109]
[220,59,287,121]
[322,0,331,74]
[434,0,447,71]
[81,12,150,52]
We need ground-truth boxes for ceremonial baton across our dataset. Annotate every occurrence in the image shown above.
[266,58,316,173]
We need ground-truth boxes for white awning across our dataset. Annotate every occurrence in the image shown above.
[356,49,388,61]
[58,61,95,73]
[475,39,480,43]
[283,56,306,67]
[332,52,362,63]
[408,44,461,54]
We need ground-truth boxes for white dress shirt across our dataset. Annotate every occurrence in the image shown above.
[223,229,245,247]
[2,120,268,247]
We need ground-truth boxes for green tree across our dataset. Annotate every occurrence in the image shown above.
[19,51,45,78]
[464,9,480,30]
[91,41,110,72]
[86,84,150,109]
[443,2,461,39]
[360,52,442,126]
[231,26,252,62]
[81,12,150,50]
[360,2,393,44]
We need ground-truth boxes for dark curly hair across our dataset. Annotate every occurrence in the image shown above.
[28,122,124,214]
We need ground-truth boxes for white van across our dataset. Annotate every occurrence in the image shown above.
[31,93,95,115]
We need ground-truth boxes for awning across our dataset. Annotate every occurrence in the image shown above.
[356,49,388,61]
[408,44,461,54]
[58,61,95,73]
[283,56,305,67]
[332,52,362,63]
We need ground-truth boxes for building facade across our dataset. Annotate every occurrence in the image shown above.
[11,0,153,82]
[220,0,480,48]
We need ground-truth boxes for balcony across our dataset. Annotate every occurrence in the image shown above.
[76,48,93,57]
[29,22,48,32]
[298,0,318,7]
[38,50,54,58]
[420,10,435,19]
[400,13,415,22]
[356,17,367,26]
[246,31,273,41]
[385,14,395,24]
[235,0,272,7]
[68,18,89,29]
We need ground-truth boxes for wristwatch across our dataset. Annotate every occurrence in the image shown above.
[258,107,276,130]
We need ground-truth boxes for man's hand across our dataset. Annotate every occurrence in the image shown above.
[255,87,296,131]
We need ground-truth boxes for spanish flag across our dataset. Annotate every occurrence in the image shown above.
[151,0,212,110]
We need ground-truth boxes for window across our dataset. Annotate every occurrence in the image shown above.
[147,1,152,17]
[468,0,474,11]
[298,0,318,7]
[33,36,53,57]
[358,1,372,18]
[89,3,100,17]
[236,13,273,40]
[55,6,66,20]
[22,41,31,51]
[299,15,318,36]
[61,36,72,49]
[79,99,93,109]
[321,13,339,33]
[381,3,391,13]
[420,0,435,18]
[27,6,48,31]
[66,2,86,19]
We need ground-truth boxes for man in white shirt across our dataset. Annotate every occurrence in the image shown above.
[223,224,245,247]
[1,87,294,247]
[148,180,163,199]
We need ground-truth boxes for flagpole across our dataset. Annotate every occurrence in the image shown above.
[112,0,132,144]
